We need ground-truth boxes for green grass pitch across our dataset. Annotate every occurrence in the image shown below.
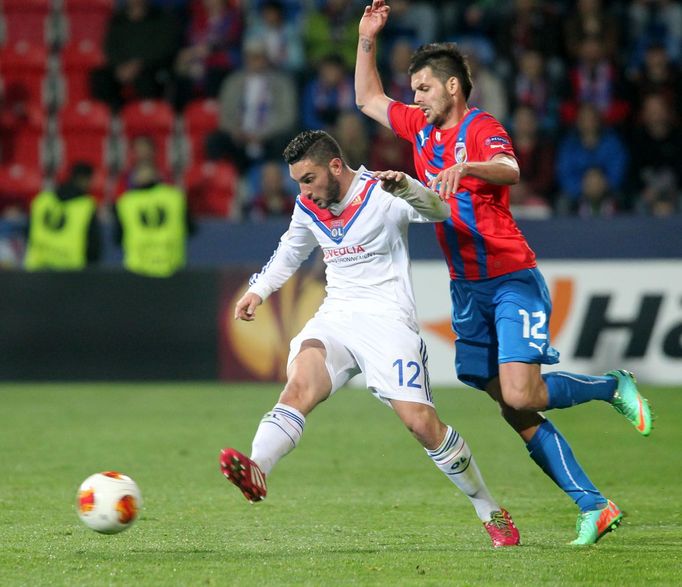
[1,383,681,586]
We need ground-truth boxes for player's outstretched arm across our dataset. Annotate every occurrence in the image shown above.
[355,1,393,128]
[374,170,450,221]
[234,292,263,322]
[429,154,520,200]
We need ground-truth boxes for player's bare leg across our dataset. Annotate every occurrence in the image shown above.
[391,399,520,547]
[221,340,331,502]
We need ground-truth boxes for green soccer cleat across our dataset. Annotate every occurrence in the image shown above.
[570,500,623,546]
[606,370,654,436]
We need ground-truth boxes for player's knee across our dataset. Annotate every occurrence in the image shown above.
[401,408,443,449]
[499,377,544,411]
[279,377,323,414]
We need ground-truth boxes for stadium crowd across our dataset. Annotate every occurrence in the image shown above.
[0,0,681,226]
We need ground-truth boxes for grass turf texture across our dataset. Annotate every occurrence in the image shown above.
[1,383,680,586]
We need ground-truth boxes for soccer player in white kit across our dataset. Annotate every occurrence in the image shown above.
[220,130,520,547]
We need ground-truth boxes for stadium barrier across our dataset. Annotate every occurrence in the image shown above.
[0,217,680,382]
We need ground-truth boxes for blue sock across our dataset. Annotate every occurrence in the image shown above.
[544,371,617,410]
[526,420,606,512]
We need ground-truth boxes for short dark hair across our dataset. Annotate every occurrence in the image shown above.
[282,130,344,166]
[408,42,473,101]
[69,161,94,181]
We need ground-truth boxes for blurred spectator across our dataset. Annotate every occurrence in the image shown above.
[458,0,499,40]
[244,0,310,24]
[563,0,620,62]
[116,135,172,198]
[379,0,438,52]
[368,125,416,178]
[24,163,101,271]
[173,0,244,110]
[383,39,416,106]
[495,0,563,75]
[577,167,617,218]
[627,0,682,70]
[333,112,369,170]
[301,54,355,131]
[243,160,295,221]
[512,48,560,132]
[244,0,305,75]
[509,105,556,217]
[560,34,631,126]
[303,0,358,70]
[626,43,682,116]
[205,38,297,171]
[90,0,181,110]
[464,43,509,122]
[556,103,628,214]
[628,92,682,215]
[114,161,194,277]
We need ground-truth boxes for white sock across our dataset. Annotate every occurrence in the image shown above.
[250,403,306,476]
[426,425,500,522]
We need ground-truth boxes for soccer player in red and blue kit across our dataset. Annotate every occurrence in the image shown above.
[355,0,654,545]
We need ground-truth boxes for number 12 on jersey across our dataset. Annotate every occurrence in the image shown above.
[393,359,422,389]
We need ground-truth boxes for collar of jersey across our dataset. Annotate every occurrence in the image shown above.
[296,166,377,244]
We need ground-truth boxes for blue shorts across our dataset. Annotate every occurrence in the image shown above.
[450,267,560,390]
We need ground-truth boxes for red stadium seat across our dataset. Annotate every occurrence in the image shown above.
[56,99,112,175]
[182,161,238,217]
[183,99,219,167]
[0,163,42,212]
[59,39,105,105]
[120,99,176,171]
[0,104,46,168]
[0,0,51,47]
[61,0,114,46]
[0,42,49,107]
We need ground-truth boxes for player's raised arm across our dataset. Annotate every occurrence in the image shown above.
[373,170,450,221]
[355,1,393,128]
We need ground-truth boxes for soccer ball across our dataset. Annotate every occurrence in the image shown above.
[76,471,142,534]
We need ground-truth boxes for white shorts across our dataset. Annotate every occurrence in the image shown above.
[287,311,434,407]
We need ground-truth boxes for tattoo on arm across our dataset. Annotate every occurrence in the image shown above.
[360,37,374,53]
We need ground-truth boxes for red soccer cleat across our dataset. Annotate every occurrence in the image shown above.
[483,509,521,547]
[220,448,267,503]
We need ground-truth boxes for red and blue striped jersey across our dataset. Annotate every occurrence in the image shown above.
[388,101,536,281]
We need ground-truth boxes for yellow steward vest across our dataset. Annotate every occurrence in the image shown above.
[116,184,187,278]
[25,191,96,271]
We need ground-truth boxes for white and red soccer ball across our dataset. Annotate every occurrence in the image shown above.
[76,471,142,534]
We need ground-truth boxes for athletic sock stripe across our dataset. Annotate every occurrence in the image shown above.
[263,421,297,447]
[553,371,611,385]
[427,427,460,459]
[273,407,305,429]
[552,430,591,496]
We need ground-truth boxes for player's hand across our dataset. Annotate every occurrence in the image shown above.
[373,170,407,194]
[429,163,468,200]
[234,292,263,321]
[359,0,390,37]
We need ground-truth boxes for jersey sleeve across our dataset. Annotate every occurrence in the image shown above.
[472,116,516,161]
[386,175,450,223]
[247,207,317,301]
[387,101,427,144]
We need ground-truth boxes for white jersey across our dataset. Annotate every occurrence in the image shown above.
[248,166,446,332]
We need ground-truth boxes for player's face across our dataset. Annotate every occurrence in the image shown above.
[290,158,342,209]
[411,67,455,127]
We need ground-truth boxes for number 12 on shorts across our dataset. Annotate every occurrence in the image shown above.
[393,359,422,389]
